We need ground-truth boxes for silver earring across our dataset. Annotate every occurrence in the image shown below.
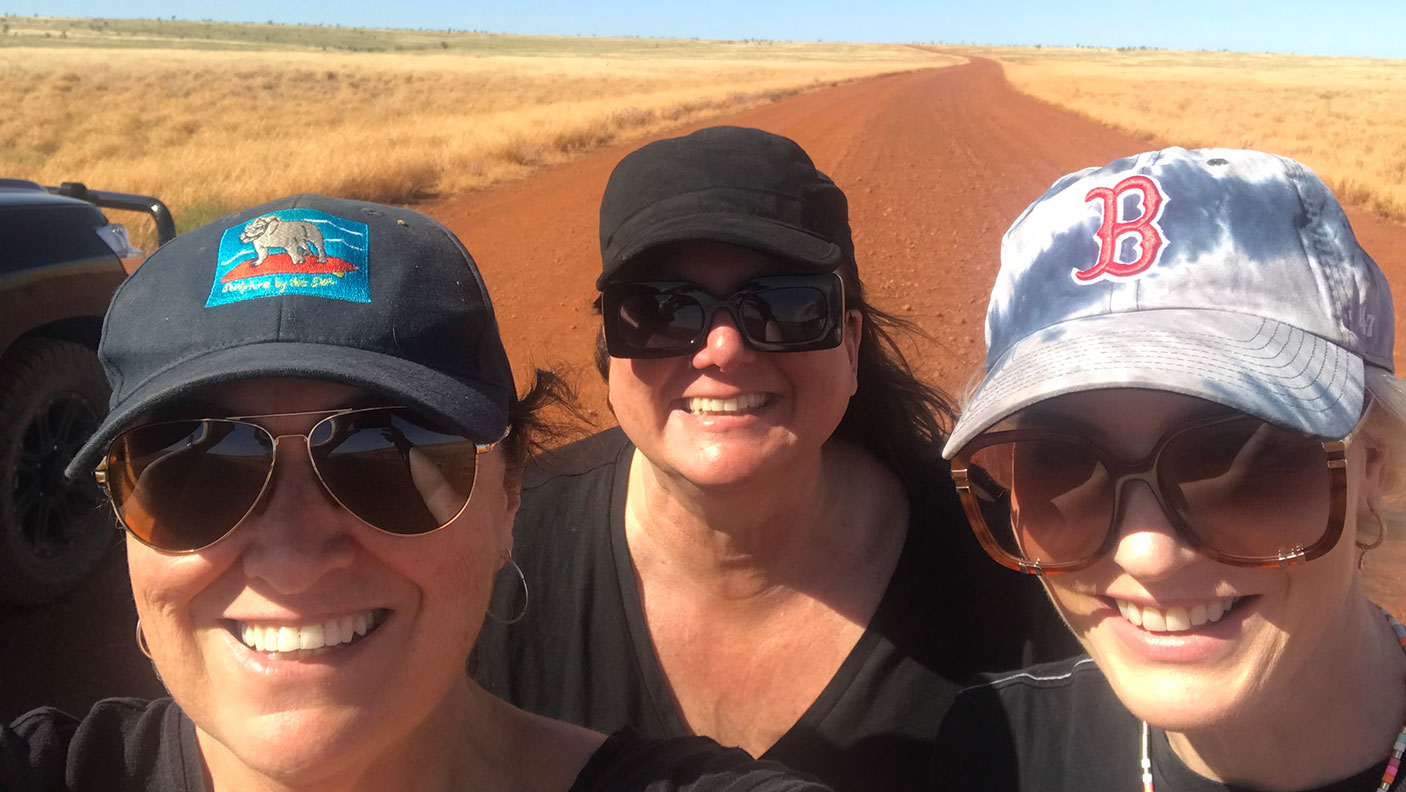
[1357,507,1387,569]
[135,618,153,660]
[486,557,529,625]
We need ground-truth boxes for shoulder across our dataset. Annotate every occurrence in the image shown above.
[572,729,832,792]
[523,426,631,490]
[934,658,1137,792]
[953,655,1111,708]
[4,698,198,792]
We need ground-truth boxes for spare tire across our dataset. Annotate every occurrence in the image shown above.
[0,337,114,604]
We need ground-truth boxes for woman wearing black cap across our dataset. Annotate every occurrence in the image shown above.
[1,195,830,792]
[473,126,1078,792]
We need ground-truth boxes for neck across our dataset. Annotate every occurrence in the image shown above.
[199,679,523,792]
[624,440,904,610]
[1164,596,1406,789]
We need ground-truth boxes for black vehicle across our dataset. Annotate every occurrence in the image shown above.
[0,180,174,603]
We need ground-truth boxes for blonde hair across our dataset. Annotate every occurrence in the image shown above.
[1363,366,1406,538]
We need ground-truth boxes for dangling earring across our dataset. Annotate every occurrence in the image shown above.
[1357,506,1387,569]
[135,618,153,660]
[486,557,530,625]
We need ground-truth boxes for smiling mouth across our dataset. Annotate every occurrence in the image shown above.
[686,393,774,415]
[1111,597,1248,633]
[226,609,390,659]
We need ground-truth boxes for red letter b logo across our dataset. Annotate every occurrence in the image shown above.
[1075,175,1168,284]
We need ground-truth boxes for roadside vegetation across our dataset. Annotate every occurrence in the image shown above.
[965,46,1406,223]
[0,16,953,244]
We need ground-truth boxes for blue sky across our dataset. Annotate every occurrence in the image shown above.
[11,1,1405,58]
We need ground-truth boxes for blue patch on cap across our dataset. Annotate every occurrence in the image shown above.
[206,209,371,307]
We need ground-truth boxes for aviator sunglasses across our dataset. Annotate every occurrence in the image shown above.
[950,403,1367,574]
[96,406,504,553]
[600,272,846,359]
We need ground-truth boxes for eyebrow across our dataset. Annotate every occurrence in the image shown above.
[1016,399,1239,434]
[145,390,389,422]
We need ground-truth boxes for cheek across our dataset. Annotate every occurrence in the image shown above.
[608,359,673,423]
[1038,573,1106,635]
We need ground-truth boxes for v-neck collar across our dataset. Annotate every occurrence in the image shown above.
[605,438,904,756]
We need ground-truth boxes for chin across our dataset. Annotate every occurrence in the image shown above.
[212,707,381,781]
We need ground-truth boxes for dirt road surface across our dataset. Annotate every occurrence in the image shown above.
[4,56,1402,720]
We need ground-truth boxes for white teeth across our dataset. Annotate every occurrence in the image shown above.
[233,610,382,656]
[1114,598,1241,633]
[1189,604,1208,627]
[687,393,770,414]
[1163,606,1190,631]
[324,618,343,647]
[1142,607,1168,632]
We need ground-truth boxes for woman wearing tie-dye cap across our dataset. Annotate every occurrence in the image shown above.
[934,147,1406,791]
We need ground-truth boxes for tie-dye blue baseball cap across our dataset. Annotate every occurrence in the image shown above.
[943,147,1393,458]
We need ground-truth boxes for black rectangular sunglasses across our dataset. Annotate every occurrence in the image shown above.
[600,272,846,359]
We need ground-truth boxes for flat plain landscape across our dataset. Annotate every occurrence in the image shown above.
[1,17,953,240]
[966,45,1406,222]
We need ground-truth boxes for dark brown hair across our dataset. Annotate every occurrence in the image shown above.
[500,368,580,486]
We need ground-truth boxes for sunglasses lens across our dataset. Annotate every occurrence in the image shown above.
[1161,419,1330,559]
[107,421,271,551]
[605,275,842,358]
[311,409,480,535]
[968,439,1114,567]
[737,284,835,348]
[609,285,707,356]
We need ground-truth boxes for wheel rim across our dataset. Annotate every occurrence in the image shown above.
[12,393,103,559]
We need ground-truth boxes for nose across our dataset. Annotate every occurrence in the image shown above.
[690,308,757,371]
[1108,479,1199,582]
[238,436,358,593]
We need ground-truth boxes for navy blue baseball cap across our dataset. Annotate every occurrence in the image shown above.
[67,194,515,478]
[945,147,1394,457]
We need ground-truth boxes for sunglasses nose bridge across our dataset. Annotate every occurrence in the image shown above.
[261,430,338,503]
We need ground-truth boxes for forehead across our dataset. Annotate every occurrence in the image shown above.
[639,241,808,291]
[171,378,379,418]
[1015,388,1236,438]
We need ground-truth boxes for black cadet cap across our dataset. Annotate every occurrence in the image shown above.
[596,126,855,289]
[67,193,515,478]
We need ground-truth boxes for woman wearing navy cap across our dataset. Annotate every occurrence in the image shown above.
[474,126,1078,792]
[1,195,830,792]
[935,147,1406,791]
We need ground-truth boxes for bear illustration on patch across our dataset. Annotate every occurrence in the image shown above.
[207,208,371,307]
[240,215,328,267]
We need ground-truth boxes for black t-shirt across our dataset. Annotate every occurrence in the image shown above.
[932,656,1395,792]
[2,698,832,792]
[473,428,1079,792]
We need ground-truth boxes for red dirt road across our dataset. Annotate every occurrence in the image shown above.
[4,56,1402,721]
[427,56,1406,618]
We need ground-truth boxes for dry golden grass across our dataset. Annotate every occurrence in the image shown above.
[0,31,953,245]
[960,46,1406,222]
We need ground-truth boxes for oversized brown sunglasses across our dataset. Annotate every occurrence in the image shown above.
[96,407,504,553]
[949,405,1366,574]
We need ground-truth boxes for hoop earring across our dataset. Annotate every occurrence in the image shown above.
[486,557,529,625]
[1358,507,1387,569]
[135,618,153,660]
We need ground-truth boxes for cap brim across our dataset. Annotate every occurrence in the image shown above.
[942,308,1364,458]
[598,212,842,288]
[66,341,510,479]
